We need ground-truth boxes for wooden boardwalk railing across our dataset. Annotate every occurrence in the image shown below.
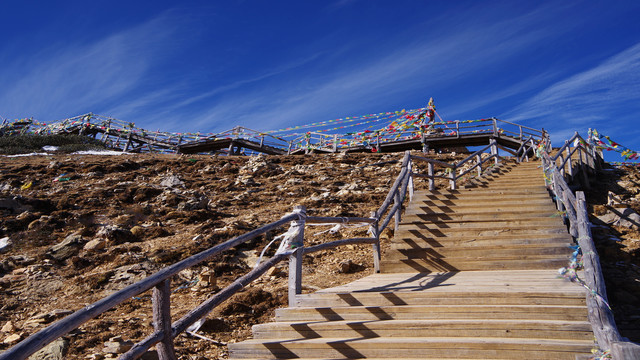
[540,131,640,359]
[2,114,542,156]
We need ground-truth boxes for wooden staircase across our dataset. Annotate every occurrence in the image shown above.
[229,160,595,359]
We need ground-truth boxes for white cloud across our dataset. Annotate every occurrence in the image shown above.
[505,42,640,128]
[0,14,179,121]
[155,4,564,134]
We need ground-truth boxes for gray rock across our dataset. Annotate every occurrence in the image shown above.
[84,238,107,251]
[27,337,68,360]
[0,237,11,253]
[597,208,640,230]
[103,336,133,354]
[97,225,137,244]
[47,234,84,261]
[160,174,184,188]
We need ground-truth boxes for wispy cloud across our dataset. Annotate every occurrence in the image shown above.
[505,42,640,133]
[153,3,565,133]
[0,14,180,121]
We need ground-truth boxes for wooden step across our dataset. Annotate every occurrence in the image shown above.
[400,210,561,221]
[395,223,567,236]
[404,202,557,214]
[380,256,568,272]
[384,243,572,260]
[411,190,551,200]
[393,227,569,240]
[229,337,593,359]
[465,178,546,185]
[390,235,572,249]
[274,304,588,322]
[251,319,594,340]
[412,192,552,200]
[398,217,564,228]
[295,291,587,308]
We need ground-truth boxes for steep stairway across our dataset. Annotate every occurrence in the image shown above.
[229,160,594,359]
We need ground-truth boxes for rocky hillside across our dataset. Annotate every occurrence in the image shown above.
[0,152,638,359]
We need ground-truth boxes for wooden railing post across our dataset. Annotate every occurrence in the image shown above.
[490,141,498,165]
[153,279,177,360]
[565,140,573,182]
[492,118,498,136]
[455,120,460,138]
[428,162,435,191]
[288,206,306,307]
[333,134,338,153]
[408,157,414,202]
[575,192,622,350]
[449,168,456,190]
[552,172,565,214]
[476,154,482,177]
[579,148,590,190]
[370,211,381,273]
[393,189,401,232]
[519,125,523,140]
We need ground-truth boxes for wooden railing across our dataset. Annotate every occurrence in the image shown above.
[410,139,503,191]
[0,153,416,360]
[286,118,544,154]
[540,131,640,358]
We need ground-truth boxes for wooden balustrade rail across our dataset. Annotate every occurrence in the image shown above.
[541,133,640,358]
[0,151,417,360]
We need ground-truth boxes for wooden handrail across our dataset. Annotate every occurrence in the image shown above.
[0,213,297,360]
[1,149,420,360]
[540,133,640,356]
[409,155,456,168]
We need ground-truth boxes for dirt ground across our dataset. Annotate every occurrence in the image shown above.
[0,151,638,359]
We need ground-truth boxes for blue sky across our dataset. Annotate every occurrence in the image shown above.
[1,1,639,158]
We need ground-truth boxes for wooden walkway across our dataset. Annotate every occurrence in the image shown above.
[229,161,595,359]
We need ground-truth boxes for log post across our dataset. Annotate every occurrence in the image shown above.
[490,141,498,165]
[370,211,381,273]
[333,134,338,153]
[576,192,622,350]
[519,125,523,140]
[123,131,133,153]
[565,140,573,182]
[428,162,435,191]
[552,172,565,214]
[449,167,456,190]
[288,205,306,307]
[455,120,460,138]
[408,158,414,202]
[579,148,590,190]
[492,118,498,136]
[476,154,482,177]
[153,280,177,360]
[393,189,401,232]
[562,191,577,238]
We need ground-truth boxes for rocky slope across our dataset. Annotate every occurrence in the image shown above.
[0,152,638,359]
